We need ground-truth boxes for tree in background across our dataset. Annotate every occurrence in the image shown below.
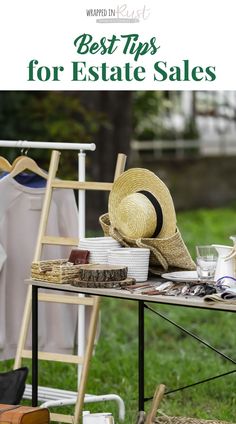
[0,92,103,177]
[78,91,132,224]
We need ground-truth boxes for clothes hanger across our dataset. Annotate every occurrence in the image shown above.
[0,156,12,172]
[0,152,27,172]
[10,155,48,179]
[11,155,31,168]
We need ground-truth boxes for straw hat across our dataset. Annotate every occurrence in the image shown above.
[109,168,176,239]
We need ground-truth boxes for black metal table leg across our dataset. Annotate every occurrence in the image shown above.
[32,285,38,406]
[138,300,145,411]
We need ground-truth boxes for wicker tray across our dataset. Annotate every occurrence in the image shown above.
[31,259,82,284]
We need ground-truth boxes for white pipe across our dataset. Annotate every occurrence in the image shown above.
[78,152,86,238]
[78,151,86,385]
[0,140,96,151]
[40,394,125,421]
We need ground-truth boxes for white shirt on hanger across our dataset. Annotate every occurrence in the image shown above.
[0,174,79,359]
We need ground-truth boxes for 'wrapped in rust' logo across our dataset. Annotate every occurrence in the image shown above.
[86,4,151,23]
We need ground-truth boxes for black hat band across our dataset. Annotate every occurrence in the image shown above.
[138,190,163,238]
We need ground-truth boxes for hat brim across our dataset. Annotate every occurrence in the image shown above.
[109,168,176,239]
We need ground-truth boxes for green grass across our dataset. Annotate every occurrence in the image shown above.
[2,205,236,423]
[177,204,236,257]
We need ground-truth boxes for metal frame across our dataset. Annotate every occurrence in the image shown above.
[28,280,236,415]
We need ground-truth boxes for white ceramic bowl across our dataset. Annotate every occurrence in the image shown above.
[78,237,122,264]
[107,248,150,282]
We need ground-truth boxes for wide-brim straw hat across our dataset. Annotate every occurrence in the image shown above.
[109,168,176,239]
[100,168,196,272]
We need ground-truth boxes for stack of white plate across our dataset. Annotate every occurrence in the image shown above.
[78,237,122,264]
[107,248,150,282]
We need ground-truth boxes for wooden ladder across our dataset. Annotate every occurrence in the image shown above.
[14,149,126,423]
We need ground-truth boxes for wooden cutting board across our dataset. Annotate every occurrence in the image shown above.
[70,264,135,288]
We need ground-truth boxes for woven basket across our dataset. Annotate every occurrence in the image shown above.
[31,259,82,284]
[136,413,234,424]
[138,385,235,424]
[155,417,234,424]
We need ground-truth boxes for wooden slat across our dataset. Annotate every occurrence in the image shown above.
[22,350,83,364]
[114,153,126,181]
[38,293,94,306]
[74,297,100,422]
[34,151,61,261]
[50,412,74,423]
[41,236,79,246]
[14,151,61,370]
[52,180,113,191]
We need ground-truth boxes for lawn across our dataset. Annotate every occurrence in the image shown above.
[2,205,236,423]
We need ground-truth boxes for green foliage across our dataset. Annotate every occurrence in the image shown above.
[27,92,103,141]
[0,92,103,142]
[182,117,199,140]
[132,91,171,140]
[0,92,106,178]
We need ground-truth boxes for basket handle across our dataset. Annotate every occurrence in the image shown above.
[145,384,166,424]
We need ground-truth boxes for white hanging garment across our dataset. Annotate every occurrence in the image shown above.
[0,245,6,272]
[0,174,79,359]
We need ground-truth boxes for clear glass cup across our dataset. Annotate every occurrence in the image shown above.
[196,245,218,282]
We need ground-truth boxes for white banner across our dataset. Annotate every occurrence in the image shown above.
[0,0,235,90]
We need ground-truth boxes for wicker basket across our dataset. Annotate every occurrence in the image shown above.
[155,417,234,424]
[31,259,82,284]
[136,412,234,424]
[137,385,235,424]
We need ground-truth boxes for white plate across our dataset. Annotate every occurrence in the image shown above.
[161,271,199,282]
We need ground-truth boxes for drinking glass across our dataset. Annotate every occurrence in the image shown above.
[196,245,218,282]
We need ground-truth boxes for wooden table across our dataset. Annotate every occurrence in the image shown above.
[27,279,236,412]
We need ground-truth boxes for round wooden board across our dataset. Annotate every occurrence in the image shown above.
[75,264,128,283]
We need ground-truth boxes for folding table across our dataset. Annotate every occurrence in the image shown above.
[28,279,236,421]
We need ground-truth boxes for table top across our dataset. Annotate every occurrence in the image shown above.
[26,279,236,313]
